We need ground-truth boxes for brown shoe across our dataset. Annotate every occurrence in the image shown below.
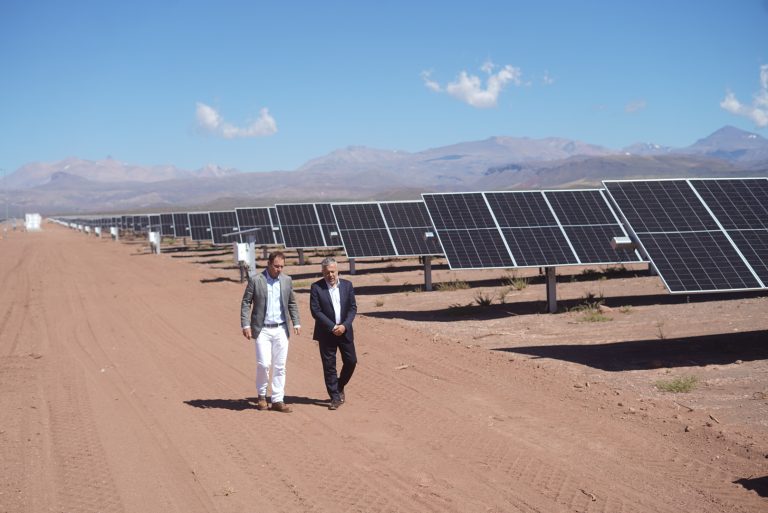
[255,395,268,410]
[339,389,345,404]
[271,401,292,413]
[328,399,342,410]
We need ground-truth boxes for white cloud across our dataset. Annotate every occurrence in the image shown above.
[195,102,278,138]
[625,99,647,113]
[542,71,555,86]
[720,64,768,128]
[420,70,442,92]
[422,62,523,109]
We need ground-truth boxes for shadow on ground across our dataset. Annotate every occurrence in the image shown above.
[494,330,768,371]
[184,395,327,411]
[363,290,768,321]
[734,476,768,498]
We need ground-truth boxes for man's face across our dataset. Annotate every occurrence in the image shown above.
[267,257,285,279]
[322,263,338,286]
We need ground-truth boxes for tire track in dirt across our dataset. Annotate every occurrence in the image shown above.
[350,316,761,512]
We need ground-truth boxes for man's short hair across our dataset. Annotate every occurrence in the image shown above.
[268,251,286,263]
[320,256,337,268]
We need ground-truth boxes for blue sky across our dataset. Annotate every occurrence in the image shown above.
[2,0,767,174]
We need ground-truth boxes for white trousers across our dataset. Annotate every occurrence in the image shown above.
[254,326,290,403]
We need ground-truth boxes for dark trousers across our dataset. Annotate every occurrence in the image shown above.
[318,337,357,401]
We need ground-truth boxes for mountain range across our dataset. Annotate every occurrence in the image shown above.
[4,125,768,216]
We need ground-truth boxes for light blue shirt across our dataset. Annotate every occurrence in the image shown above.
[264,271,285,324]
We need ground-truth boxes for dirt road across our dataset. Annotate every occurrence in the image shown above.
[1,225,766,512]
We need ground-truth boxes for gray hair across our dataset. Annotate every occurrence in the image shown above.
[320,256,337,268]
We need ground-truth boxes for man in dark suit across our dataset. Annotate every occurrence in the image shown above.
[240,251,301,413]
[310,257,357,410]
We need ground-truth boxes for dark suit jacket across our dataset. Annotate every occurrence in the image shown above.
[240,271,300,339]
[310,278,356,343]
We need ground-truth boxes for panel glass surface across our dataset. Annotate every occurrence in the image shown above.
[235,207,275,245]
[605,180,719,233]
[424,193,513,268]
[545,190,642,264]
[380,201,443,256]
[268,207,283,245]
[208,211,240,245]
[604,178,767,293]
[691,179,768,231]
[188,212,212,241]
[641,232,761,292]
[159,214,174,237]
[172,213,189,238]
[275,204,326,248]
[485,191,557,227]
[315,203,341,247]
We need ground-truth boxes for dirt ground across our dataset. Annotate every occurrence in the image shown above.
[1,223,767,513]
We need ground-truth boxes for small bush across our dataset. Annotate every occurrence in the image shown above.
[374,299,384,307]
[655,376,698,393]
[436,279,470,291]
[579,310,611,322]
[474,293,494,307]
[618,305,632,313]
[502,272,528,290]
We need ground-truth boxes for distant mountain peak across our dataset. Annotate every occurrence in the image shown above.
[684,125,768,161]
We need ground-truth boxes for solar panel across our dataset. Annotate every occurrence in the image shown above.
[148,214,162,233]
[423,193,514,269]
[159,214,174,237]
[172,213,190,238]
[379,201,443,257]
[275,203,340,249]
[545,190,642,264]
[331,201,443,259]
[604,178,768,293]
[423,190,639,270]
[133,215,149,233]
[235,207,275,245]
[268,207,284,245]
[208,210,240,245]
[188,212,212,241]
[331,203,396,258]
[315,203,342,248]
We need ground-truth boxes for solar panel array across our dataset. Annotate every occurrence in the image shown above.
[603,178,768,293]
[275,203,341,249]
[423,190,641,270]
[331,201,443,258]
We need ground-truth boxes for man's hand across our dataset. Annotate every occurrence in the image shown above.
[293,326,301,336]
[332,324,346,336]
[242,327,252,340]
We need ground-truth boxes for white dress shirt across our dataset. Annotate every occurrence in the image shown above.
[327,280,341,325]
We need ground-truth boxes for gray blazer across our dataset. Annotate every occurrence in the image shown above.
[240,271,301,339]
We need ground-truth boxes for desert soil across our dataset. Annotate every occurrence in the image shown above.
[1,224,767,513]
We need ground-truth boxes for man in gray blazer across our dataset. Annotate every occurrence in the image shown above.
[240,251,301,413]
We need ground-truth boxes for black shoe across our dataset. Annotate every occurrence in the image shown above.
[328,399,342,410]
[339,388,345,404]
